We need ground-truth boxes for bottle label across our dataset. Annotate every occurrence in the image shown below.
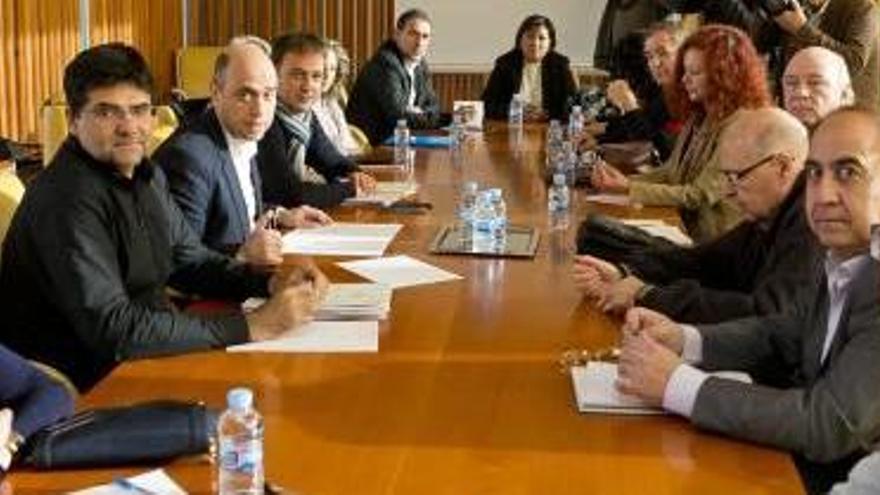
[219,438,263,475]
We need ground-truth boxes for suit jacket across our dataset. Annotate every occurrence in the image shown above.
[692,258,880,491]
[256,115,357,209]
[629,111,743,243]
[346,39,443,144]
[481,49,577,121]
[626,173,821,323]
[153,109,262,255]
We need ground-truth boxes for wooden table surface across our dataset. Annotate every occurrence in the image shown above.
[9,124,803,494]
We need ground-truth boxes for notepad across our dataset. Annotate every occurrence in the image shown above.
[571,362,752,415]
[70,469,187,494]
[281,223,402,257]
[227,321,379,353]
[337,255,463,289]
[343,181,418,207]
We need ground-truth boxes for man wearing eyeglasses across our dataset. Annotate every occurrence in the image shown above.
[573,107,822,324]
[256,32,375,211]
[0,44,326,393]
[616,107,880,493]
[154,37,333,268]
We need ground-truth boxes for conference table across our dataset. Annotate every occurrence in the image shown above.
[11,123,803,494]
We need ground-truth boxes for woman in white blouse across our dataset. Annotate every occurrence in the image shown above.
[313,39,362,155]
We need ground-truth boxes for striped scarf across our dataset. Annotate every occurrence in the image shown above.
[276,104,313,181]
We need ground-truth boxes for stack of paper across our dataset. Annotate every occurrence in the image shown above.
[243,283,392,321]
[571,362,751,415]
[344,181,418,207]
[316,283,392,320]
[620,219,693,246]
[228,320,379,353]
[282,223,402,257]
[70,469,186,494]
[337,255,463,289]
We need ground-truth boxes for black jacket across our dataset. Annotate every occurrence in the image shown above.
[624,173,822,323]
[599,83,678,161]
[153,109,264,255]
[481,49,577,121]
[0,137,268,391]
[346,39,443,144]
[256,115,357,209]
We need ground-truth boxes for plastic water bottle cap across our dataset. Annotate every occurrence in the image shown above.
[397,119,407,127]
[488,188,502,199]
[227,387,254,412]
[464,181,478,193]
[553,173,566,186]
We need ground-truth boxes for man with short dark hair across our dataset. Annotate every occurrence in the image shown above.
[0,43,324,392]
[615,107,880,493]
[346,8,445,144]
[257,32,375,209]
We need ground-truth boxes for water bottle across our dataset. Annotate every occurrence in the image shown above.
[545,119,563,170]
[393,119,411,168]
[508,93,524,129]
[472,190,495,251]
[561,140,577,186]
[457,181,479,236]
[488,188,507,249]
[568,105,584,143]
[449,112,464,153]
[548,173,571,230]
[218,387,264,495]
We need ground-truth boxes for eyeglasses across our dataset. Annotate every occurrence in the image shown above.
[83,103,155,123]
[721,153,781,187]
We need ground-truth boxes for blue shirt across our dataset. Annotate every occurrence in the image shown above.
[0,343,73,439]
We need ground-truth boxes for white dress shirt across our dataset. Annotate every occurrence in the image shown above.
[520,62,543,110]
[222,129,258,231]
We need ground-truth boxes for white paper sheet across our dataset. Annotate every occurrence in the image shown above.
[571,362,751,415]
[584,193,631,206]
[281,223,402,257]
[337,255,463,289]
[227,321,379,353]
[620,219,693,247]
[344,181,418,207]
[69,469,187,495]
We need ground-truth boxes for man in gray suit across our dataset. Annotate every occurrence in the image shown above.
[614,107,880,494]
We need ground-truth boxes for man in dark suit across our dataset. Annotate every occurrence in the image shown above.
[256,32,375,210]
[154,37,331,267]
[615,107,880,493]
[346,9,445,145]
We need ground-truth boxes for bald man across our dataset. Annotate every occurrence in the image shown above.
[616,108,880,493]
[573,108,823,323]
[783,46,855,130]
[154,37,331,267]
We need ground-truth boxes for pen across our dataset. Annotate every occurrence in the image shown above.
[389,200,433,210]
[112,478,157,494]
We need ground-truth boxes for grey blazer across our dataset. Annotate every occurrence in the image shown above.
[691,258,880,489]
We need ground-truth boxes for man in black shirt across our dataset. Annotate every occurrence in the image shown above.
[0,44,324,392]
[573,107,822,323]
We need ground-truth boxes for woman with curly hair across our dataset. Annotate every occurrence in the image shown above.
[592,24,771,243]
[313,39,362,155]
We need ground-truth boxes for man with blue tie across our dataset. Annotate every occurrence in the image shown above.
[154,36,331,267]
[614,107,880,494]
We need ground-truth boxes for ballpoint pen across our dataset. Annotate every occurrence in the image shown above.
[112,478,158,494]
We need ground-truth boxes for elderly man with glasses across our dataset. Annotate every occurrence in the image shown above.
[573,107,823,324]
